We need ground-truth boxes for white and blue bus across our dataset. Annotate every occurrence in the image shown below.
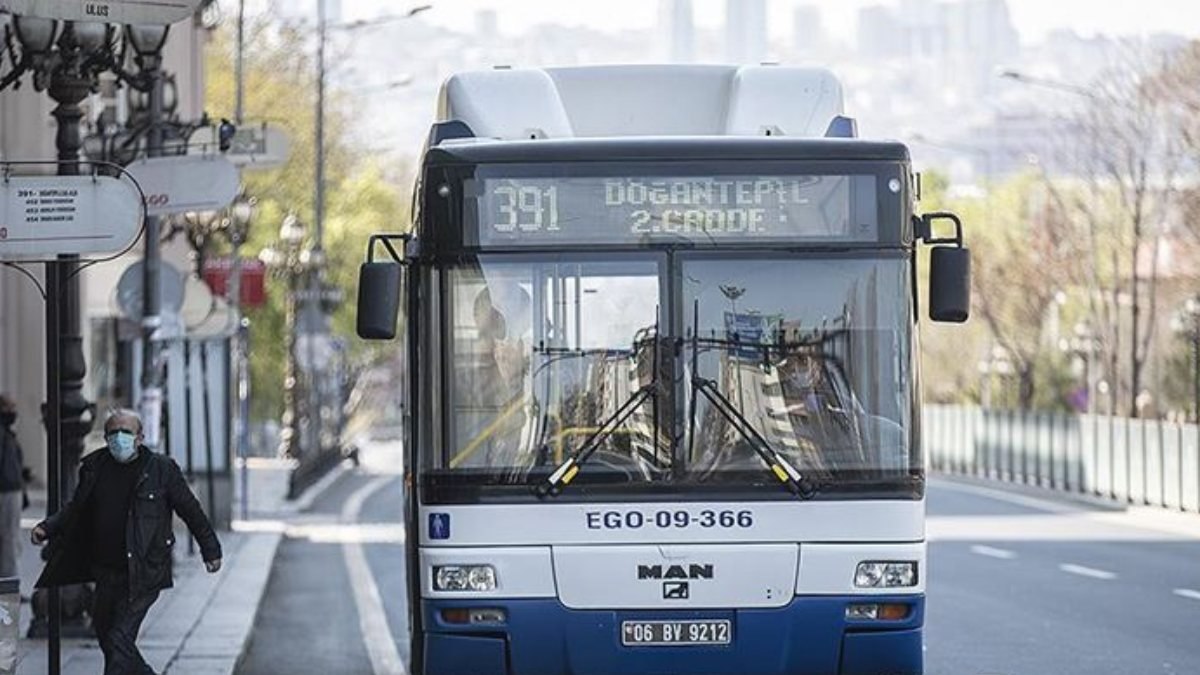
[356,65,970,675]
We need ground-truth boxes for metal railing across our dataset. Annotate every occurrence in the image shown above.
[924,405,1200,513]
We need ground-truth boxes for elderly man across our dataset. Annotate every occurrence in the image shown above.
[31,409,222,675]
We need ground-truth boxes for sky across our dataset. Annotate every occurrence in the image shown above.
[338,0,1200,42]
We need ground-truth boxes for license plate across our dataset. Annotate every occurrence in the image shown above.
[621,620,732,646]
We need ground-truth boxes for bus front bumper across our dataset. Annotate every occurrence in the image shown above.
[421,594,924,675]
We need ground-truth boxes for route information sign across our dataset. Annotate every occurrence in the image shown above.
[475,174,878,247]
[0,175,142,260]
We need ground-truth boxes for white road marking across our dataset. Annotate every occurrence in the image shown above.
[1058,563,1117,580]
[343,475,407,675]
[970,545,1016,560]
[1173,588,1200,601]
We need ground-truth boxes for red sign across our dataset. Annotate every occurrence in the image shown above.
[202,257,267,307]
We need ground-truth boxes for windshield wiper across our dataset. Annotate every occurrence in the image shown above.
[533,325,662,498]
[686,300,817,499]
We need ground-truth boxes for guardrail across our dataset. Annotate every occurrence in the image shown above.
[924,405,1200,513]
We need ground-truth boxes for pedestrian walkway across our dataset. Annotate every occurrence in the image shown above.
[11,456,348,675]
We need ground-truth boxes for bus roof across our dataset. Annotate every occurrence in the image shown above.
[437,65,853,142]
[425,136,911,166]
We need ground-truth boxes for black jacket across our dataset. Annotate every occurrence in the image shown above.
[36,447,221,596]
[0,426,22,493]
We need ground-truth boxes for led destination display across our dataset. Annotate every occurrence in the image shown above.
[476,175,878,246]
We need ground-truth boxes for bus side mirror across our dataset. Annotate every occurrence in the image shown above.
[357,263,403,339]
[919,212,970,323]
[356,234,410,340]
[929,246,970,323]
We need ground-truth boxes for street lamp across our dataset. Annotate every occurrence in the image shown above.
[1058,322,1100,413]
[224,192,255,520]
[181,210,224,274]
[260,213,314,460]
[1171,297,1200,424]
[977,344,1013,409]
[126,23,170,62]
[998,69,1097,100]
[3,14,134,645]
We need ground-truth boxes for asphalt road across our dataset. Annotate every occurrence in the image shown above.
[237,443,1200,675]
[924,479,1200,675]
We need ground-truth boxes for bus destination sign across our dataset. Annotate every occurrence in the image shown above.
[476,175,877,246]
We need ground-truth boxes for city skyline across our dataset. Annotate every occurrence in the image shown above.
[255,0,1196,182]
[328,0,1200,42]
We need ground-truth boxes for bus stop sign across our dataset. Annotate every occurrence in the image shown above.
[126,155,239,217]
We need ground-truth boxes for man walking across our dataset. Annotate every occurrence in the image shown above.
[31,409,222,675]
[0,395,23,578]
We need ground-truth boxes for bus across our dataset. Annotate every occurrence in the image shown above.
[356,65,970,675]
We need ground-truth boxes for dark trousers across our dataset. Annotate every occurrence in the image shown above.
[92,568,160,675]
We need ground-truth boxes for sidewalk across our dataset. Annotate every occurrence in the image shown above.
[13,457,349,675]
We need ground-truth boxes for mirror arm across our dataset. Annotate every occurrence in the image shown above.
[918,212,964,248]
[366,233,412,264]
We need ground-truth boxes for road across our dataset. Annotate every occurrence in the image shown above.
[925,479,1200,675]
[238,442,406,674]
[237,443,1200,675]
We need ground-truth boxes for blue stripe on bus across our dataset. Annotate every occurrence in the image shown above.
[421,594,924,675]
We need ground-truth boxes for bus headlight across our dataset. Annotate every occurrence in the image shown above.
[854,561,917,588]
[434,565,497,591]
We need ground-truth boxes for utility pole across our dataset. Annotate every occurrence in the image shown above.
[310,0,328,457]
[139,33,168,450]
[235,0,246,125]
[233,0,249,519]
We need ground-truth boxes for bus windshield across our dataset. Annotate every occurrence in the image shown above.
[434,252,914,492]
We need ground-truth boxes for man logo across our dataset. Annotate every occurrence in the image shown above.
[637,564,714,580]
[663,582,689,600]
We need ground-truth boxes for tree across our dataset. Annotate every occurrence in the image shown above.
[204,14,409,422]
[1039,45,1188,417]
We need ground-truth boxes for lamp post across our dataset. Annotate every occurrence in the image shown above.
[997,69,1097,100]
[1059,322,1100,414]
[260,214,310,460]
[290,2,431,468]
[1171,297,1200,424]
[225,193,255,520]
[2,14,127,649]
[123,22,174,452]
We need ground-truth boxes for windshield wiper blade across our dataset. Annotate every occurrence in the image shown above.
[686,300,817,500]
[533,382,655,498]
[533,322,663,498]
[692,377,816,498]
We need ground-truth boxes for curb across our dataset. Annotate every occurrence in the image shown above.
[287,458,353,514]
[930,472,1128,512]
[159,462,354,674]
[164,531,284,675]
[931,472,1200,540]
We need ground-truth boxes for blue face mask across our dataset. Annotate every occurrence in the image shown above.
[107,431,138,464]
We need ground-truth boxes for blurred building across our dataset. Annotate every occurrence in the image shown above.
[277,0,342,24]
[857,5,905,60]
[476,9,499,41]
[659,0,695,63]
[725,0,767,64]
[792,5,827,60]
